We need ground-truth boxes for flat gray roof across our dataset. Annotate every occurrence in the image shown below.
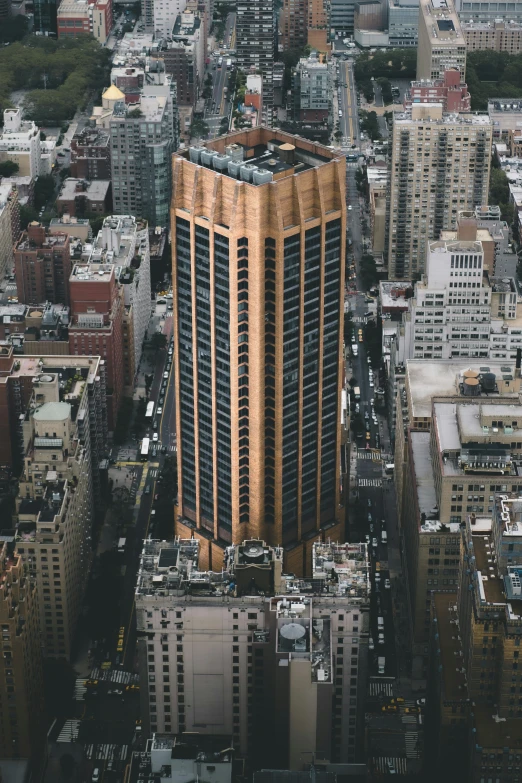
[410,431,437,515]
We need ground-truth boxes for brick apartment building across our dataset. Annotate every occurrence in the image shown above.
[68,263,124,428]
[56,178,112,217]
[70,127,111,180]
[14,223,72,307]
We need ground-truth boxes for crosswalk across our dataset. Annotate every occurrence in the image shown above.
[84,744,129,761]
[74,678,87,701]
[369,682,393,697]
[357,450,382,461]
[90,667,140,685]
[405,732,420,758]
[371,757,408,775]
[56,719,81,743]
[149,468,158,478]
[358,478,383,487]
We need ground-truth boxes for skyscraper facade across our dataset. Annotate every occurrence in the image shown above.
[387,104,492,279]
[236,0,275,123]
[172,129,347,574]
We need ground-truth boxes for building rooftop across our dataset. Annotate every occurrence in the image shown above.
[410,431,438,516]
[495,494,522,536]
[420,0,465,42]
[406,359,520,420]
[432,592,467,702]
[58,178,111,202]
[102,84,125,101]
[71,263,114,282]
[394,107,491,127]
[180,127,341,186]
[473,533,506,604]
[32,401,71,422]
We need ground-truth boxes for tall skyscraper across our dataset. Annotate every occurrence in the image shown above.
[236,0,275,123]
[417,0,466,80]
[387,104,492,279]
[172,129,347,574]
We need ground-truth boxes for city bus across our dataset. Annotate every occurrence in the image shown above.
[145,401,155,420]
[141,437,150,461]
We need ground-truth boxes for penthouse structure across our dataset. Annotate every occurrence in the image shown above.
[68,263,124,428]
[387,105,492,279]
[136,538,370,766]
[172,129,347,573]
[0,537,44,762]
[416,0,467,81]
[15,223,72,307]
[14,362,105,659]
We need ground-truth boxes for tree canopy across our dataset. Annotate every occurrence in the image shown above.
[0,35,111,125]
[466,50,522,110]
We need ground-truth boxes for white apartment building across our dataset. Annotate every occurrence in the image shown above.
[0,109,42,179]
[136,539,370,768]
[387,104,492,279]
[15,359,107,659]
[143,0,188,37]
[89,215,151,374]
[401,237,522,361]
[416,0,467,80]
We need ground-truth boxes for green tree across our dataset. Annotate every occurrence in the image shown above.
[150,331,167,350]
[489,167,513,221]
[0,160,19,176]
[0,15,29,44]
[360,253,378,290]
[20,204,39,229]
[113,396,133,445]
[376,77,393,105]
[190,118,209,139]
[34,174,56,210]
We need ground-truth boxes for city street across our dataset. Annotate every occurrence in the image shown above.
[339,60,360,145]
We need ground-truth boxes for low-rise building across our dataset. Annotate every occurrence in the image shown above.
[57,0,112,42]
[488,98,522,140]
[403,68,471,112]
[56,178,112,218]
[136,538,370,766]
[49,215,92,242]
[128,734,232,783]
[70,127,111,180]
[462,18,522,54]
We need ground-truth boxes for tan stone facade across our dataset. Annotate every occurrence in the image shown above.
[172,129,347,574]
